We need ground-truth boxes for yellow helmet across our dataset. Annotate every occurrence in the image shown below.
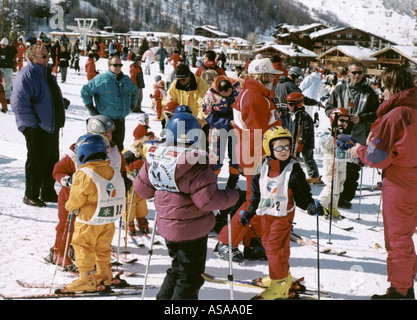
[263,126,292,156]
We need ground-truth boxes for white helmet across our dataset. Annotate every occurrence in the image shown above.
[0,38,9,46]
[137,113,149,126]
[86,115,115,133]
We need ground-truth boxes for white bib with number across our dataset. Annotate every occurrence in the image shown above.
[256,159,295,217]
[76,167,125,225]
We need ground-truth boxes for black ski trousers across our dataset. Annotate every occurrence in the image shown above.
[339,162,361,202]
[24,126,59,200]
[156,236,208,300]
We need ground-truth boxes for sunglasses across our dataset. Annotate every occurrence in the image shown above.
[273,145,290,152]
[37,54,49,59]
[338,119,349,124]
[178,78,189,82]
[287,102,296,106]
[380,86,388,92]
[111,64,123,67]
[350,71,363,75]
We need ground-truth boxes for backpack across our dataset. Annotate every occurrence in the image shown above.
[200,66,218,86]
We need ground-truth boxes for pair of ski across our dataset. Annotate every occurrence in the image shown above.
[291,232,347,256]
[202,273,331,299]
[4,270,155,300]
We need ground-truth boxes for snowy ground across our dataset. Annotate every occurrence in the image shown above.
[0,56,415,306]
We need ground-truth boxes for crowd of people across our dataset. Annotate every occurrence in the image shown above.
[3,30,417,300]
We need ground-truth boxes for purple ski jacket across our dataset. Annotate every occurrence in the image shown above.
[11,60,65,133]
[134,147,239,242]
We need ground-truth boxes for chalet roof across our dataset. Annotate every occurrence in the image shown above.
[370,45,417,64]
[194,25,228,37]
[255,43,317,58]
[309,26,396,44]
[319,45,377,61]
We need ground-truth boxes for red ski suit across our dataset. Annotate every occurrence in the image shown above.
[217,78,280,247]
[357,87,417,293]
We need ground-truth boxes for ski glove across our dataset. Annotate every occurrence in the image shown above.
[61,176,72,188]
[85,104,99,116]
[307,201,325,216]
[239,210,256,226]
[336,134,357,151]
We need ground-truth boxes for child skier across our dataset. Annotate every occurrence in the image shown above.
[284,92,322,184]
[150,79,166,120]
[122,116,155,235]
[57,134,126,293]
[47,115,128,268]
[239,126,324,300]
[317,107,354,217]
[134,112,240,300]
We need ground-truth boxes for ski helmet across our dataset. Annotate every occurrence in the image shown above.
[163,101,179,121]
[286,92,304,109]
[86,115,115,134]
[174,104,192,114]
[289,66,304,78]
[330,108,352,133]
[165,112,202,146]
[74,134,108,164]
[137,113,149,126]
[263,126,293,157]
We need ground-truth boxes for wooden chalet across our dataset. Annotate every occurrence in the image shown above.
[370,46,417,75]
[274,23,328,50]
[254,43,317,68]
[309,27,396,54]
[194,25,228,38]
[318,45,377,74]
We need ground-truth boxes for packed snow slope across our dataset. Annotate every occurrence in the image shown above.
[0,56,415,304]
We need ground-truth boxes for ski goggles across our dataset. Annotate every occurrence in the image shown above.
[272,145,290,152]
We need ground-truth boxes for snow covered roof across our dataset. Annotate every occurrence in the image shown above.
[370,45,417,64]
[195,25,228,37]
[319,45,377,61]
[254,43,317,58]
[309,27,347,39]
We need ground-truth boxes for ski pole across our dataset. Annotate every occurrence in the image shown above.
[123,188,135,254]
[356,167,364,221]
[113,216,123,269]
[142,210,158,300]
[227,212,234,300]
[314,200,321,300]
[328,129,337,244]
[50,210,75,293]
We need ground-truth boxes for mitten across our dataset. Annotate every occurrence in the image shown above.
[61,175,72,188]
[239,210,256,226]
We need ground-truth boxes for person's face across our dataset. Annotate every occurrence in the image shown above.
[348,65,364,84]
[272,138,291,161]
[33,45,49,66]
[102,132,113,145]
[109,57,123,75]
[380,82,393,101]
[178,76,191,86]
[337,116,350,130]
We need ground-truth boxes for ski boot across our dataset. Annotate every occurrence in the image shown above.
[251,272,293,300]
[214,241,244,264]
[56,269,98,293]
[371,287,415,300]
[128,221,136,235]
[138,218,149,234]
[45,247,73,268]
[243,238,267,260]
[324,207,342,219]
